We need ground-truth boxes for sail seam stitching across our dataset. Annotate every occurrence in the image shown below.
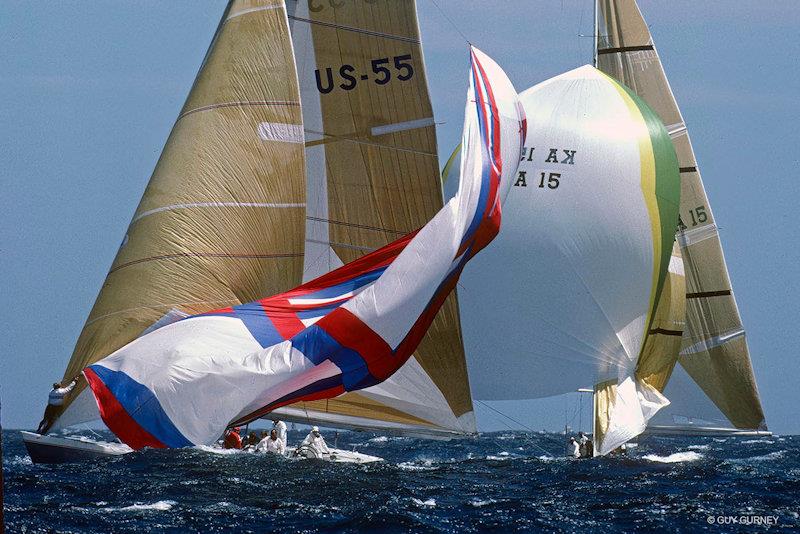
[110,252,304,274]
[178,100,300,121]
[85,300,239,327]
[225,5,283,21]
[132,202,305,224]
[306,216,409,236]
[287,15,420,43]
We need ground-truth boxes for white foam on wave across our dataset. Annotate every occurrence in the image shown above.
[536,454,567,463]
[642,451,703,463]
[412,498,436,508]
[485,451,513,461]
[397,460,436,471]
[101,500,177,512]
[741,439,774,445]
[369,436,389,443]
[4,455,32,467]
[738,450,786,463]
[687,444,710,451]
[194,445,242,455]
[468,498,498,508]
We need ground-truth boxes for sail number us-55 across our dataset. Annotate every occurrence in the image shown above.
[315,55,414,94]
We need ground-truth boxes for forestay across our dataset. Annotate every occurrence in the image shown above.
[596,0,766,431]
[458,65,681,455]
[83,48,524,449]
[47,0,307,432]
[284,0,474,436]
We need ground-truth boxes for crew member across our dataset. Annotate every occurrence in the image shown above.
[578,432,590,458]
[272,419,287,448]
[257,428,285,455]
[243,431,259,450]
[569,437,580,458]
[223,427,242,449]
[300,426,330,457]
[36,378,77,434]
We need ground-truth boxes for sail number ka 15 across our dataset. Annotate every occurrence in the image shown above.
[514,146,577,190]
[315,55,415,94]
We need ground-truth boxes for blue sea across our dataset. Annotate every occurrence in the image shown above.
[3,429,798,532]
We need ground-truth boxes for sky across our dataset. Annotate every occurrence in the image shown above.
[1,1,799,435]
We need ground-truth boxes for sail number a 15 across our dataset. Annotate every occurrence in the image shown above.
[678,205,708,230]
[315,55,414,94]
[514,147,576,189]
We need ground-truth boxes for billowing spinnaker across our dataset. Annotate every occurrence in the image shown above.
[458,65,680,455]
[284,0,474,436]
[49,0,306,431]
[597,0,766,431]
[84,48,524,449]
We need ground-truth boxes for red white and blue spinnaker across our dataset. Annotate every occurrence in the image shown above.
[84,47,525,449]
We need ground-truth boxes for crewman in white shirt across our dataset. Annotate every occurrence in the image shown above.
[256,429,286,455]
[299,426,330,458]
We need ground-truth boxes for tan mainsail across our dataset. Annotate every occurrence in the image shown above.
[49,0,307,430]
[283,0,474,435]
[596,0,766,430]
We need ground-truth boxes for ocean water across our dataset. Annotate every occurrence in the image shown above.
[3,429,798,532]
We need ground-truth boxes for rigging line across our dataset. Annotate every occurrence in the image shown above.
[477,402,556,458]
[475,400,563,454]
[427,0,470,46]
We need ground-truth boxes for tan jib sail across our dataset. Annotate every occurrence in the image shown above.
[280,0,475,436]
[47,0,307,431]
[596,0,766,431]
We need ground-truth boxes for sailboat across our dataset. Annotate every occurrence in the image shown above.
[23,0,524,462]
[594,0,768,437]
[453,62,682,456]
[446,0,768,454]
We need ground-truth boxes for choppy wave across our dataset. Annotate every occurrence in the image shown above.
[641,451,704,463]
[101,501,176,513]
[4,430,799,532]
[3,454,32,467]
[734,450,786,463]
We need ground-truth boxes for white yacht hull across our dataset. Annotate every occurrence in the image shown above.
[291,445,383,464]
[644,425,772,437]
[21,431,132,464]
